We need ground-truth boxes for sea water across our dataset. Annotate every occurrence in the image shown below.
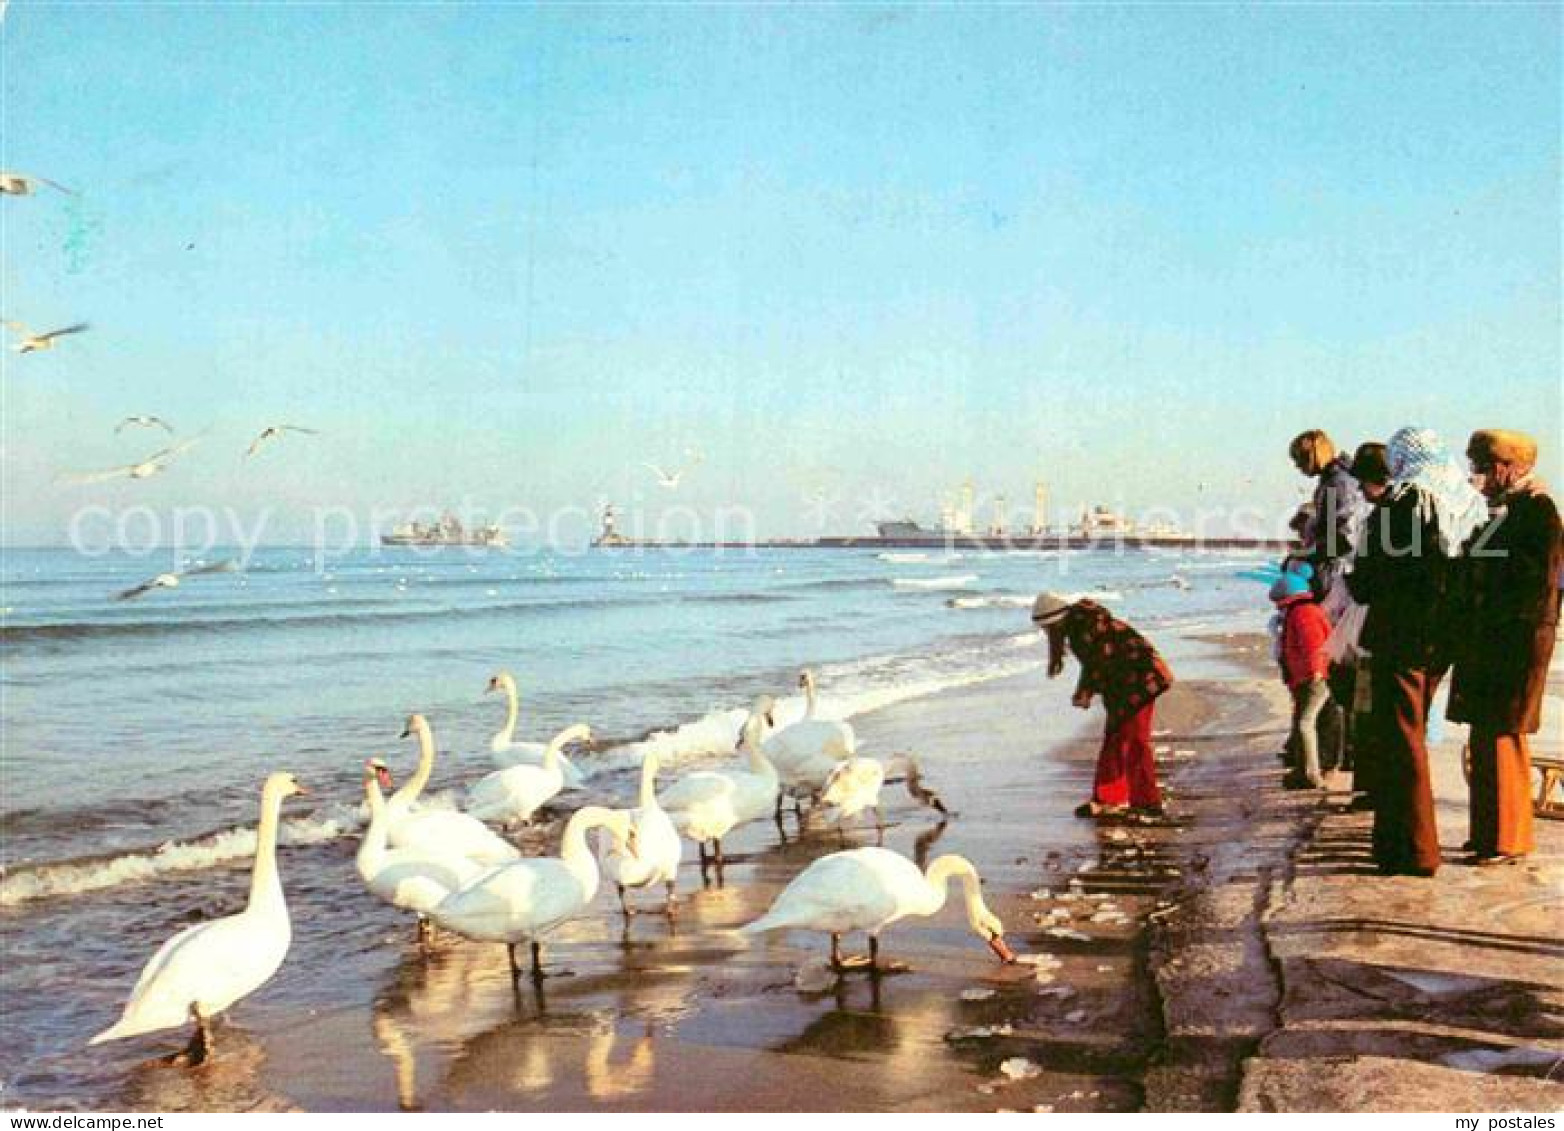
[0,543,1268,1105]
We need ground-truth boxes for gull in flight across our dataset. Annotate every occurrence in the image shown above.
[246,424,319,458]
[644,448,703,490]
[0,171,75,196]
[60,436,201,486]
[4,320,90,354]
[115,559,237,602]
[115,415,174,435]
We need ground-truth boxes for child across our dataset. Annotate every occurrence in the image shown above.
[1031,592,1174,818]
[1271,569,1333,789]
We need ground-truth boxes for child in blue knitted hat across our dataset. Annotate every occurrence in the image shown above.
[1271,563,1332,789]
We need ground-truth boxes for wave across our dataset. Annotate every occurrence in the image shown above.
[946,594,1034,610]
[877,552,931,563]
[891,574,978,591]
[0,803,365,908]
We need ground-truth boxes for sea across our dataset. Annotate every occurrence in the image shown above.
[0,542,1272,1106]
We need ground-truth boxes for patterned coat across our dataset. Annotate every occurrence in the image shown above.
[1447,485,1563,734]
[1062,600,1173,728]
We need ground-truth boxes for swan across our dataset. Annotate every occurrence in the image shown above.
[598,750,682,917]
[430,805,637,980]
[465,723,590,824]
[764,669,856,809]
[484,671,586,786]
[658,697,778,873]
[818,754,949,831]
[357,759,487,947]
[89,772,308,1064]
[740,846,1015,972]
[387,713,520,865]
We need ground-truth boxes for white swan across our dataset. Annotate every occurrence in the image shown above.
[598,750,682,917]
[818,754,949,830]
[90,772,307,1064]
[387,713,520,865]
[485,671,585,787]
[740,846,1015,971]
[465,723,590,824]
[430,805,636,980]
[764,669,856,808]
[658,698,778,873]
[357,759,486,947]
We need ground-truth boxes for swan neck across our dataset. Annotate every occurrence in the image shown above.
[745,741,776,781]
[560,807,609,895]
[396,723,435,806]
[498,682,519,745]
[638,757,659,809]
[248,786,288,912]
[803,678,818,719]
[922,854,980,917]
[358,776,388,874]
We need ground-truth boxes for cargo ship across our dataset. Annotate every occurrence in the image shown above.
[381,512,508,548]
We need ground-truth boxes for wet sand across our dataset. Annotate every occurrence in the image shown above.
[87,642,1279,1113]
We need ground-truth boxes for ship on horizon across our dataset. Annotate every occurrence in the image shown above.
[381,512,508,548]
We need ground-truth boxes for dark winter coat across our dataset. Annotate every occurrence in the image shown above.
[1447,484,1563,734]
[1345,485,1453,670]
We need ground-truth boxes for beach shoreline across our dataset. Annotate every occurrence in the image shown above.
[38,628,1271,1113]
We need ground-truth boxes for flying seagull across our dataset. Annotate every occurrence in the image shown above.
[4,320,90,354]
[644,448,704,490]
[246,424,319,458]
[115,415,174,435]
[60,436,201,486]
[115,559,237,602]
[0,171,75,196]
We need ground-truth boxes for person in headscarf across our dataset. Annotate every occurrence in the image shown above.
[1448,429,1562,866]
[1031,593,1173,818]
[1346,426,1488,876]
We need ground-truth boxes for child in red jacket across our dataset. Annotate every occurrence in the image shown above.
[1272,569,1332,789]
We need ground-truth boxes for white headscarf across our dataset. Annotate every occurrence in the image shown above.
[1384,426,1489,556]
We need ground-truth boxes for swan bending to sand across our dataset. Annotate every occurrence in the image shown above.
[485,671,585,786]
[598,750,682,917]
[90,772,308,1064]
[387,714,520,865]
[430,805,637,980]
[740,846,1015,972]
[465,724,590,824]
[818,754,949,831]
[658,698,777,874]
[4,320,89,353]
[357,759,486,948]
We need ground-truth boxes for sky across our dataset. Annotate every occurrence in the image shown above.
[1,2,1558,546]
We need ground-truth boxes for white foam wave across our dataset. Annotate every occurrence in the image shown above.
[877,552,931,563]
[0,803,364,908]
[946,594,1034,610]
[891,574,977,590]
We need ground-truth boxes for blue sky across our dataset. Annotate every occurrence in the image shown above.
[2,2,1558,544]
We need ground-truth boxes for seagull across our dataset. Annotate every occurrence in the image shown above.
[115,415,174,435]
[4,320,90,354]
[0,171,75,196]
[246,424,319,458]
[644,448,703,490]
[60,436,201,486]
[115,559,237,602]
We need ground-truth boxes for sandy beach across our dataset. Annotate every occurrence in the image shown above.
[66,630,1268,1113]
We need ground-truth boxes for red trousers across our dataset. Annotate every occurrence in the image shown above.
[1092,702,1162,808]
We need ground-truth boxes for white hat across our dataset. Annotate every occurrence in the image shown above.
[1030,592,1071,626]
